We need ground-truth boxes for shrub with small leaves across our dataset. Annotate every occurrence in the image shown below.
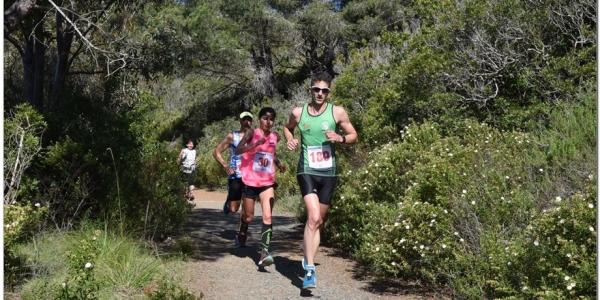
[147,279,204,300]
[57,229,102,299]
[4,202,48,287]
[327,118,557,299]
[487,176,596,299]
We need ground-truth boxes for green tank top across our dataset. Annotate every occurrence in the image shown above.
[297,103,338,177]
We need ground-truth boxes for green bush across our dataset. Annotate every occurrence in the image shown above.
[118,141,191,236]
[487,177,596,299]
[327,119,547,298]
[17,226,202,300]
[4,203,48,288]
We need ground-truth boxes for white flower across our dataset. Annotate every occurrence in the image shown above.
[405,225,410,230]
[564,276,570,281]
[454,232,459,236]
[442,244,447,249]
[391,262,396,266]
[365,170,369,174]
[363,187,367,190]
[420,245,424,249]
[460,238,464,242]
[85,262,92,269]
[62,282,66,287]
[375,247,379,252]
[505,176,509,179]
[567,286,573,290]
[341,196,345,200]
[555,196,562,202]
[471,201,476,205]
[522,286,527,291]
[560,219,565,224]
[501,197,505,200]
[394,222,399,226]
[35,203,41,207]
[534,241,539,246]
[507,262,512,265]
[444,210,448,214]
[392,249,396,253]
[448,153,453,157]
[539,168,544,172]
[399,238,406,244]
[462,190,467,194]
[589,203,594,208]
[589,226,594,232]
[567,253,572,258]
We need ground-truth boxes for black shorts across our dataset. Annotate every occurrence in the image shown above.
[182,170,195,186]
[297,174,339,205]
[243,183,279,199]
[226,178,244,201]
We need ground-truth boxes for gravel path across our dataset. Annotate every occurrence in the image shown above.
[176,189,442,300]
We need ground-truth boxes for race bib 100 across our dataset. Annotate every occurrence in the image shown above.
[307,145,332,169]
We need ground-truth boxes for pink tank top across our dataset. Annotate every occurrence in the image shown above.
[240,128,278,187]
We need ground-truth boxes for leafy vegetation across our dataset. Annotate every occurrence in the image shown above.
[4,0,595,298]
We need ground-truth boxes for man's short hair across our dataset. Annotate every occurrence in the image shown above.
[310,71,332,87]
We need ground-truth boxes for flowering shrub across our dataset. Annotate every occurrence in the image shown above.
[487,177,596,299]
[56,229,102,299]
[4,203,48,286]
[327,118,595,298]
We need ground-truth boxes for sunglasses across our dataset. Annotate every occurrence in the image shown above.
[310,86,331,94]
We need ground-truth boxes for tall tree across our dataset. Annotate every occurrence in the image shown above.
[4,0,163,113]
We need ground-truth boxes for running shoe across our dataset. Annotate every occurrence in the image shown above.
[223,200,230,215]
[235,232,247,247]
[302,267,316,289]
[258,251,274,267]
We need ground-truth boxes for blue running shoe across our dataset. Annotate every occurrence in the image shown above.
[302,267,316,289]
[223,200,230,215]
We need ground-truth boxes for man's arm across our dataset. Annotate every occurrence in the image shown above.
[331,106,358,144]
[284,107,302,151]
[213,133,235,175]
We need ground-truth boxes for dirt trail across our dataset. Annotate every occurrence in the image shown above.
[175,189,440,300]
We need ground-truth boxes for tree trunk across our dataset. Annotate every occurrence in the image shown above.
[18,11,45,111]
[23,34,35,108]
[33,18,45,111]
[50,10,74,112]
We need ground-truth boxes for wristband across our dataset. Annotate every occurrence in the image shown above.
[341,135,346,143]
